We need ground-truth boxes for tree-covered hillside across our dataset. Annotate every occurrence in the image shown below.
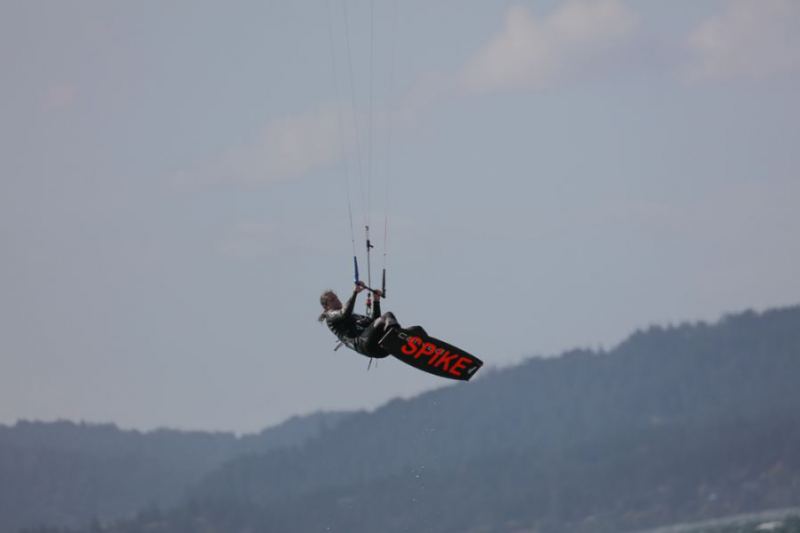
[44,304,800,533]
[0,411,351,532]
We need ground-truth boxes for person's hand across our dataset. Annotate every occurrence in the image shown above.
[355,281,366,293]
[373,289,382,300]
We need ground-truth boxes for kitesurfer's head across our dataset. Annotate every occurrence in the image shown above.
[318,290,342,322]
[320,290,342,310]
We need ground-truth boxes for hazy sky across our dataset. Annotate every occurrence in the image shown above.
[2,0,799,433]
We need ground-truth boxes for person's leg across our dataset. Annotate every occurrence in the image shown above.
[373,312,399,330]
[355,313,400,357]
[381,312,398,328]
[358,324,390,358]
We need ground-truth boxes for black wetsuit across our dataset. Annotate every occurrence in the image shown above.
[324,289,389,358]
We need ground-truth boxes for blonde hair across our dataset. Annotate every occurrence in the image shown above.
[318,290,337,322]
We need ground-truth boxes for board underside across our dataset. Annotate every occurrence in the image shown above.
[379,327,483,381]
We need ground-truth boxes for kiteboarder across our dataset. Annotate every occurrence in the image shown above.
[319,282,399,358]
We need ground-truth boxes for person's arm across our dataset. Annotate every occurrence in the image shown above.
[370,289,382,320]
[341,283,364,319]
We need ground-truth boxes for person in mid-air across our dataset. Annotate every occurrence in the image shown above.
[319,281,399,358]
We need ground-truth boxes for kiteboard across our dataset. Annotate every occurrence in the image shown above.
[379,326,483,381]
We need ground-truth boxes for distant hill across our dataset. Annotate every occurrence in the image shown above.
[0,411,351,532]
[15,305,800,533]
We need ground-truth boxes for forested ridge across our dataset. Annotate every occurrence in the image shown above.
[0,412,351,532]
[13,305,800,533]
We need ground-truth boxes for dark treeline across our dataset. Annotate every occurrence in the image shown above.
[15,305,800,533]
[0,412,351,532]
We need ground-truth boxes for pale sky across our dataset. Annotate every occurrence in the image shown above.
[2,0,799,433]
